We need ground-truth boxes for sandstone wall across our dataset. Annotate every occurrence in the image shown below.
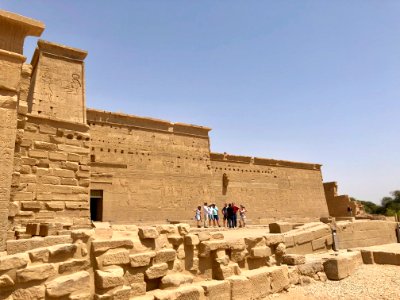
[323,182,363,217]
[87,109,214,223]
[210,153,329,223]
[336,220,398,249]
[10,114,91,231]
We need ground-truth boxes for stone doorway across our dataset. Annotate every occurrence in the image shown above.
[90,190,103,221]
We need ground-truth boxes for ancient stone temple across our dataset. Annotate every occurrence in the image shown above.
[0,10,334,250]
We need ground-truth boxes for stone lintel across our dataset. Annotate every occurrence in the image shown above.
[36,40,88,61]
[0,10,45,54]
[210,152,322,170]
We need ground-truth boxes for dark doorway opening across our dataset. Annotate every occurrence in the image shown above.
[90,190,103,221]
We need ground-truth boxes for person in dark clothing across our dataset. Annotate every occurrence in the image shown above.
[232,203,239,228]
[226,204,234,228]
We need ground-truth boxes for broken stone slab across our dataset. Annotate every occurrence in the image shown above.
[130,251,156,267]
[95,266,125,289]
[0,253,29,271]
[16,263,57,283]
[139,226,159,239]
[91,239,134,253]
[323,251,362,280]
[145,263,169,279]
[184,234,200,246]
[45,271,90,298]
[282,254,306,266]
[160,273,194,289]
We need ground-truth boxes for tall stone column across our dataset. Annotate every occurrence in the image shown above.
[0,10,44,250]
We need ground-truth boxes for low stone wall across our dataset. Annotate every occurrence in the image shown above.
[336,220,398,249]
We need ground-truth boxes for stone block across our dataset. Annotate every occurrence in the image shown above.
[311,237,327,251]
[160,273,194,289]
[17,263,56,282]
[360,250,374,264]
[96,266,125,289]
[167,235,183,246]
[264,234,284,246]
[138,227,159,239]
[184,234,200,246]
[28,247,49,263]
[11,285,45,300]
[227,275,252,300]
[244,236,265,248]
[145,263,168,279]
[269,265,290,293]
[282,254,306,266]
[211,232,224,240]
[92,239,134,253]
[198,280,230,300]
[228,239,246,251]
[154,249,176,263]
[59,258,90,273]
[294,232,313,245]
[26,223,41,235]
[243,267,271,299]
[101,249,130,266]
[323,251,362,280]
[297,260,323,276]
[197,231,211,241]
[198,240,228,257]
[251,246,271,258]
[269,222,293,233]
[373,250,400,265]
[21,201,42,210]
[231,249,248,262]
[0,253,29,271]
[46,271,90,297]
[177,223,190,236]
[130,282,147,297]
[130,251,156,267]
[48,243,77,258]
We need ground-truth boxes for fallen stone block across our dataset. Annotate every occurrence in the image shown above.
[360,250,374,264]
[323,251,362,280]
[48,243,77,259]
[96,266,125,289]
[145,263,169,279]
[198,240,228,257]
[28,247,50,263]
[139,227,159,239]
[268,265,290,293]
[297,260,323,277]
[269,222,293,233]
[373,250,400,265]
[197,231,211,242]
[184,234,200,246]
[251,246,271,258]
[130,251,156,267]
[264,234,284,246]
[46,271,90,297]
[17,263,57,283]
[0,253,30,271]
[92,239,134,253]
[160,273,194,289]
[282,254,306,266]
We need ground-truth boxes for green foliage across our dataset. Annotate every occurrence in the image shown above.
[355,190,400,216]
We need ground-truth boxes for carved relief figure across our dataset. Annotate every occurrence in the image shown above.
[40,66,53,102]
[64,73,81,95]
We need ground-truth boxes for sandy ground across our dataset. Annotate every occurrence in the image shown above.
[266,264,400,300]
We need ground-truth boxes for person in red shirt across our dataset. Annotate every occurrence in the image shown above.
[232,203,239,228]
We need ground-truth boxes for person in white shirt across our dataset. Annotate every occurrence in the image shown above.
[203,202,209,228]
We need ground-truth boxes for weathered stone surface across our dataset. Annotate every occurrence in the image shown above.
[184,234,200,246]
[154,285,204,300]
[11,285,45,300]
[243,267,271,299]
[46,271,90,297]
[197,231,211,242]
[130,251,156,267]
[0,274,14,289]
[145,263,168,279]
[177,223,190,236]
[160,273,194,289]
[198,280,231,300]
[101,249,130,266]
[28,247,49,263]
[269,265,290,293]
[282,254,306,266]
[48,243,77,258]
[227,275,252,300]
[138,227,159,239]
[59,258,90,273]
[251,246,271,258]
[269,222,293,233]
[92,239,134,253]
[17,263,57,282]
[0,253,29,271]
[96,266,125,289]
[323,251,362,280]
[264,234,284,246]
[154,249,177,263]
[198,240,228,257]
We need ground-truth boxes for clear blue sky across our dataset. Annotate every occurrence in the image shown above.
[2,1,399,204]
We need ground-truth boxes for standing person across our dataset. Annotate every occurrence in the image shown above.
[203,202,209,228]
[222,203,228,227]
[212,204,221,227]
[239,205,247,228]
[232,203,239,228]
[227,204,234,228]
[208,204,214,227]
[347,205,353,217]
[195,206,201,228]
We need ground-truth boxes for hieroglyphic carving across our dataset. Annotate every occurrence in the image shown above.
[30,51,85,123]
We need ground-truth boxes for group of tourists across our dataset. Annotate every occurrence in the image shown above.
[195,202,247,228]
